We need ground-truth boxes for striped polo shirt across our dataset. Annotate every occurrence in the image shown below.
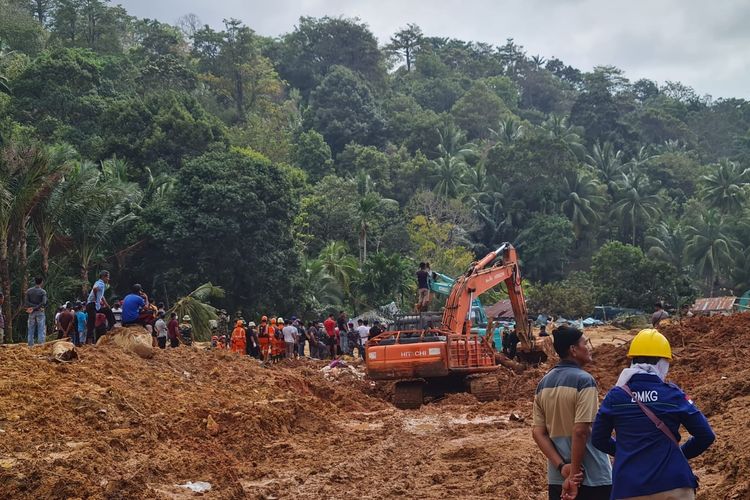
[533,360,612,486]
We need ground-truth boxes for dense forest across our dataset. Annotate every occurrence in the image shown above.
[1,0,749,341]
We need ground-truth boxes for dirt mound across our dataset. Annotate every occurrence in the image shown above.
[0,345,386,499]
[1,314,748,498]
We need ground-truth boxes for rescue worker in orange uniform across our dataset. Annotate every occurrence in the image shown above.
[268,317,279,362]
[230,320,246,354]
[258,316,270,362]
[272,317,286,363]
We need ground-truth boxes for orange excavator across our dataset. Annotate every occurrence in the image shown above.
[366,243,550,409]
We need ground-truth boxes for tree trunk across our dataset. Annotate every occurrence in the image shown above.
[0,241,11,342]
[81,265,89,297]
[235,70,245,122]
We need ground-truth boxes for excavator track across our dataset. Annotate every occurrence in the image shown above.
[393,381,425,410]
[467,376,500,402]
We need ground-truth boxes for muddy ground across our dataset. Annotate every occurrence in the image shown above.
[1,314,749,499]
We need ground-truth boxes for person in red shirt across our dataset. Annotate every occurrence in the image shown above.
[167,312,179,348]
[323,313,337,359]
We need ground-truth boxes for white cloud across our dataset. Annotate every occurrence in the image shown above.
[118,0,750,98]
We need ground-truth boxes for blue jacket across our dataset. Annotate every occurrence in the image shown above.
[592,373,715,499]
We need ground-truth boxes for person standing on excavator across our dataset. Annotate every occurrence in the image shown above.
[532,325,612,500]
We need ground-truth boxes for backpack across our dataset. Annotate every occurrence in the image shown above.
[274,327,283,340]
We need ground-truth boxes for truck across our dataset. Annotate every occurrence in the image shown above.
[366,243,551,409]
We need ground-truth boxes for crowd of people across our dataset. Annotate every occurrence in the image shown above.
[209,310,384,362]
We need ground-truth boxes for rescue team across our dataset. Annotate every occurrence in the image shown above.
[533,326,715,500]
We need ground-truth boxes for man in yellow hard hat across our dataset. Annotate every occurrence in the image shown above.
[592,329,715,500]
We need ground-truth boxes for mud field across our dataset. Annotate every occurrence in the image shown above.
[1,314,749,499]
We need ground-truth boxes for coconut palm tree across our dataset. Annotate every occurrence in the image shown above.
[585,141,625,195]
[699,159,749,214]
[58,160,142,293]
[430,124,476,198]
[685,210,739,295]
[317,241,359,295]
[0,143,67,335]
[489,117,524,146]
[609,172,662,245]
[170,282,225,341]
[541,115,585,160]
[626,145,659,174]
[560,170,607,240]
[645,221,688,270]
[300,256,343,313]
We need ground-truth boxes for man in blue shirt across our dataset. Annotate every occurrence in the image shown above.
[86,270,116,339]
[592,329,715,500]
[121,284,149,326]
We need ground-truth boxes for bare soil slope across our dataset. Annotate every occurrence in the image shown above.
[1,316,748,499]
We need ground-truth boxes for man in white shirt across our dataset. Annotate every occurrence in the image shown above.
[282,319,298,359]
[154,312,168,349]
[356,319,370,359]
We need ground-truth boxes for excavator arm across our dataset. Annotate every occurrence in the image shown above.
[440,243,536,353]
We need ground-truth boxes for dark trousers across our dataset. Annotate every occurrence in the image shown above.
[169,337,179,348]
[548,484,611,500]
[86,303,115,337]
[157,337,167,349]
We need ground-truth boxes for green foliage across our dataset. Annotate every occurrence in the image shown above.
[1,6,749,325]
[304,65,385,154]
[0,1,45,54]
[591,241,693,309]
[170,282,224,341]
[148,148,299,314]
[451,80,510,139]
[99,92,225,176]
[277,16,385,96]
[292,129,333,183]
[527,272,595,318]
[517,214,575,282]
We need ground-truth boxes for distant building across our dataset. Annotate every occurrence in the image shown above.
[689,296,737,316]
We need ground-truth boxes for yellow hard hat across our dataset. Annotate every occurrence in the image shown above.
[628,329,672,360]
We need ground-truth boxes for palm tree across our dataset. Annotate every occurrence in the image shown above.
[489,117,524,146]
[430,124,476,198]
[0,143,66,335]
[626,145,659,174]
[609,172,662,245]
[0,41,13,95]
[560,171,607,240]
[541,115,585,160]
[585,141,625,195]
[59,160,142,293]
[300,256,343,313]
[356,193,398,262]
[685,210,739,295]
[645,221,688,270]
[31,144,78,278]
[170,282,225,341]
[530,54,547,70]
[317,241,359,295]
[699,159,749,214]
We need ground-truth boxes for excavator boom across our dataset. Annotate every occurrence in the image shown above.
[440,243,534,351]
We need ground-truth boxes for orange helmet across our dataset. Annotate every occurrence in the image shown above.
[261,315,268,322]
[270,317,277,324]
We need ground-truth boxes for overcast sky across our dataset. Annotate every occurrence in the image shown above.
[117,0,750,99]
